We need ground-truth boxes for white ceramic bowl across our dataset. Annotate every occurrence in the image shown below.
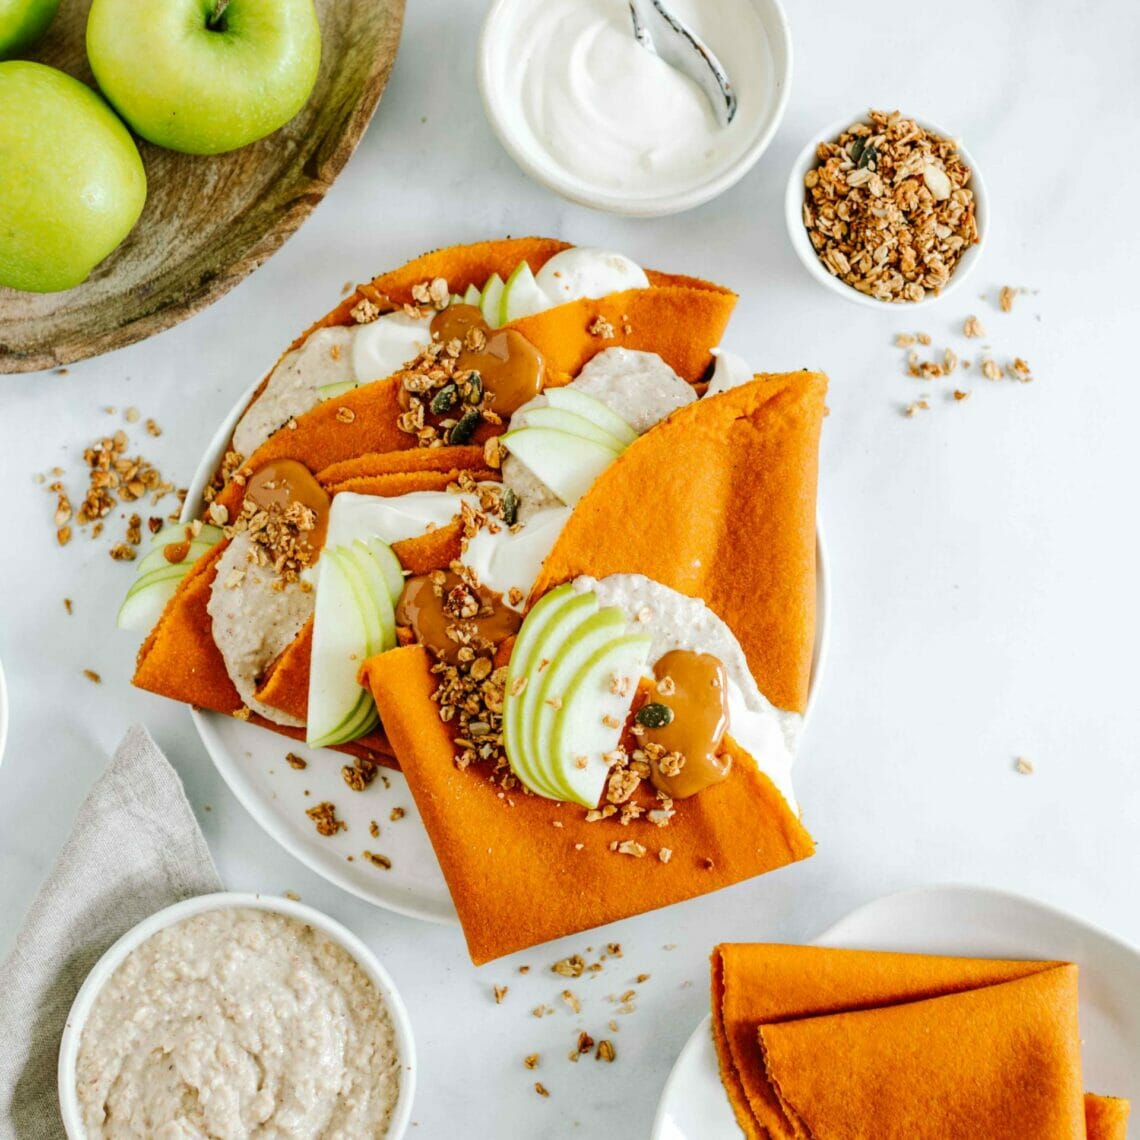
[784,111,989,308]
[478,0,793,217]
[58,892,417,1140]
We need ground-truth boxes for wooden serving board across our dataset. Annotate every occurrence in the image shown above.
[0,0,405,374]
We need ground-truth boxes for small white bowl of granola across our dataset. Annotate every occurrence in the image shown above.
[59,892,416,1140]
[785,109,988,307]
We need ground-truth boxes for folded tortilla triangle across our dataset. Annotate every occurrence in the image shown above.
[711,944,1129,1140]
[532,372,827,714]
[360,645,813,964]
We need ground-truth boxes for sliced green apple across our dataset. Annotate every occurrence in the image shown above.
[544,387,638,446]
[463,283,482,306]
[361,536,405,607]
[136,539,213,577]
[116,568,184,632]
[520,405,630,451]
[527,607,627,798]
[308,547,385,748]
[499,260,550,326]
[147,521,224,548]
[503,583,579,797]
[479,272,504,327]
[501,427,622,507]
[548,633,652,806]
[343,540,397,653]
[317,379,357,401]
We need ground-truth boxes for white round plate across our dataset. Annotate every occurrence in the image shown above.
[185,378,829,923]
[652,885,1140,1139]
[58,891,416,1140]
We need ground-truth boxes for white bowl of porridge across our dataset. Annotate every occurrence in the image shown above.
[58,892,415,1140]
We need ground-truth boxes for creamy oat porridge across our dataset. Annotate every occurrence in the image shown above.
[76,907,401,1139]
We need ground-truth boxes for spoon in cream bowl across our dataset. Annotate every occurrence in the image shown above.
[629,0,737,127]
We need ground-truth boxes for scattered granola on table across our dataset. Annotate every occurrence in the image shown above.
[802,109,979,303]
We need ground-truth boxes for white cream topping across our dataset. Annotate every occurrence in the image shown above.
[76,907,401,1139]
[533,248,649,303]
[351,310,433,386]
[207,534,312,727]
[705,346,755,397]
[488,0,775,202]
[572,572,800,809]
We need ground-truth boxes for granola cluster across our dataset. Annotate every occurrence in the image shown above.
[217,495,319,584]
[803,110,979,303]
[42,417,183,556]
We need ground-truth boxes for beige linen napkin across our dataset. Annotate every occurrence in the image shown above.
[0,725,221,1139]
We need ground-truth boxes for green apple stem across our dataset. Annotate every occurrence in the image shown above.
[207,0,231,29]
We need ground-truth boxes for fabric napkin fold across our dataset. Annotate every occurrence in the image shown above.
[711,943,1131,1140]
[0,725,221,1140]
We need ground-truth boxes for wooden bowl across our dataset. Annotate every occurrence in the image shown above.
[0,0,405,374]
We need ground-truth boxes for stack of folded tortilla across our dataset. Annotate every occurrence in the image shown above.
[712,944,1131,1139]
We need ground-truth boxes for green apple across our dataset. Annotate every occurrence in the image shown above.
[0,0,59,58]
[0,61,146,292]
[504,583,579,797]
[528,606,626,797]
[501,426,623,506]
[544,387,638,445]
[521,405,630,451]
[118,522,223,631]
[499,260,549,326]
[549,633,651,806]
[462,282,481,307]
[86,0,322,156]
[479,272,504,327]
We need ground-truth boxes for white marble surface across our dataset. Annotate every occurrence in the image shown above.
[3,0,1139,1135]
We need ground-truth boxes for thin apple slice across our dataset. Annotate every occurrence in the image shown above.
[116,571,183,632]
[479,272,505,327]
[503,582,579,796]
[548,633,652,807]
[361,536,406,607]
[146,522,224,549]
[334,546,384,656]
[500,261,550,326]
[520,406,630,452]
[527,607,627,799]
[317,379,357,401]
[544,387,638,446]
[463,283,482,306]
[136,539,213,577]
[501,427,621,507]
[307,548,377,747]
[343,540,397,653]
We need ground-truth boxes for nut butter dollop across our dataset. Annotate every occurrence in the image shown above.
[243,459,331,557]
[430,304,544,415]
[396,569,521,665]
[642,649,732,799]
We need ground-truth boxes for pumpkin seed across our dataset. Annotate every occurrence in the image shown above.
[857,144,877,171]
[465,371,483,406]
[849,137,866,164]
[500,487,519,526]
[430,383,458,415]
[449,409,481,445]
[636,702,674,729]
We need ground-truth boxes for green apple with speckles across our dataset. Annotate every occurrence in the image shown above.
[0,0,59,59]
[86,0,321,156]
[0,61,147,292]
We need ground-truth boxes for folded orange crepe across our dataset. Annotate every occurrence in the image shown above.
[135,238,737,754]
[711,944,1130,1140]
[360,645,813,964]
[532,372,827,714]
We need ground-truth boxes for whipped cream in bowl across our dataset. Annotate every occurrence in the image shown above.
[479,0,792,216]
[58,892,416,1140]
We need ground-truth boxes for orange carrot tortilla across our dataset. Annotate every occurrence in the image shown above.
[360,645,813,965]
[532,373,827,715]
[1086,1095,1132,1140]
[711,944,1127,1140]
